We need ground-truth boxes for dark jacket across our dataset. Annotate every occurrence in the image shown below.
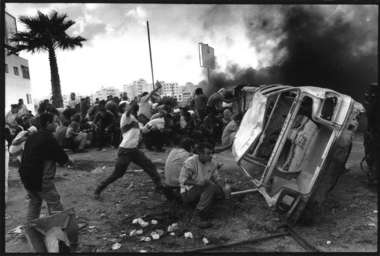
[19,130,69,192]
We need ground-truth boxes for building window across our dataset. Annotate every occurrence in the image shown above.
[13,66,19,76]
[21,65,30,79]
[5,64,8,73]
[26,94,32,104]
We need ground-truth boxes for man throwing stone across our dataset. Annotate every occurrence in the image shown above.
[94,102,164,199]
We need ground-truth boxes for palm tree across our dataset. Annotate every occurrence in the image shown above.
[9,10,86,108]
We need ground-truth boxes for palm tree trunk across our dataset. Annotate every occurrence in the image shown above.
[48,46,63,108]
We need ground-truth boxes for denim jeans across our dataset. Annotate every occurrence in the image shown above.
[26,161,64,222]
[26,185,64,222]
[95,147,162,194]
[181,181,224,212]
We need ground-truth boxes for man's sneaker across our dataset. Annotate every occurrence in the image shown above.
[191,211,212,229]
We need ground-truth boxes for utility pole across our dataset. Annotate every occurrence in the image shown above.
[146,21,155,90]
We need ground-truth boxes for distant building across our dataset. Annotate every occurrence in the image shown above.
[162,82,179,97]
[92,86,120,101]
[5,11,34,113]
[122,79,152,100]
[123,84,138,99]
[181,82,197,104]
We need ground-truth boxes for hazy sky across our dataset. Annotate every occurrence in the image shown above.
[6,4,376,101]
[5,3,265,100]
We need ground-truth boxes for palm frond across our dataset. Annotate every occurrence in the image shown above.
[12,9,87,54]
[56,35,86,50]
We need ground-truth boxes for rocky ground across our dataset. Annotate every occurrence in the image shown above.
[5,133,378,252]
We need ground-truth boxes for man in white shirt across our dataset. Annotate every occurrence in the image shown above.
[94,102,164,199]
[141,112,166,151]
[137,82,162,124]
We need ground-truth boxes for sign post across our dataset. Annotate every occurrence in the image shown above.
[198,42,215,86]
[147,21,155,90]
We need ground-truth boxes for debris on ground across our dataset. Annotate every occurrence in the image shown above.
[184,232,193,239]
[139,249,148,253]
[167,223,179,232]
[91,167,103,174]
[326,240,332,245]
[202,237,210,245]
[111,242,121,250]
[150,219,158,225]
[140,236,151,242]
[129,230,137,237]
[136,229,143,235]
[132,218,149,228]
[9,226,23,234]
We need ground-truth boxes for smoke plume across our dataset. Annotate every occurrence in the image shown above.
[202,5,378,101]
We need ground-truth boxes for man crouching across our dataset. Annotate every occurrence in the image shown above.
[179,142,225,229]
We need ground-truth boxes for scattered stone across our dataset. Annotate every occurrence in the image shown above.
[151,232,160,240]
[184,232,193,239]
[140,236,151,242]
[9,225,23,234]
[373,210,378,214]
[111,242,121,250]
[129,230,137,237]
[88,225,96,229]
[136,229,143,235]
[151,219,158,225]
[139,250,148,253]
[368,223,376,227]
[102,166,106,170]
[91,168,103,174]
[202,237,210,245]
[132,218,149,227]
[133,169,143,173]
[170,232,175,236]
[326,240,332,245]
[167,223,179,232]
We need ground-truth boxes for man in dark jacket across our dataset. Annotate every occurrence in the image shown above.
[19,112,73,222]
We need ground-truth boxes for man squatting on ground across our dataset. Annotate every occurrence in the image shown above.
[179,142,226,228]
[19,113,73,223]
[94,102,165,199]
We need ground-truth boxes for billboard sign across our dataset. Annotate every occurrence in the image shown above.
[199,42,215,69]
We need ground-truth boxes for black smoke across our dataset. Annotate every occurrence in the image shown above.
[201,5,378,102]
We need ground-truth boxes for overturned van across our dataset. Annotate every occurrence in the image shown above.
[232,84,364,224]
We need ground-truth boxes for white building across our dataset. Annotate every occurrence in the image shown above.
[92,86,120,101]
[123,79,152,99]
[5,11,34,113]
[162,82,180,97]
[181,82,197,104]
[123,84,138,99]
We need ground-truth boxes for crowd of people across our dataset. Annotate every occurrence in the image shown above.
[5,81,246,235]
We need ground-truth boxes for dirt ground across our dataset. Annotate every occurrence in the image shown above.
[5,133,378,252]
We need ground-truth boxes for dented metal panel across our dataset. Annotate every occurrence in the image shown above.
[232,84,363,224]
